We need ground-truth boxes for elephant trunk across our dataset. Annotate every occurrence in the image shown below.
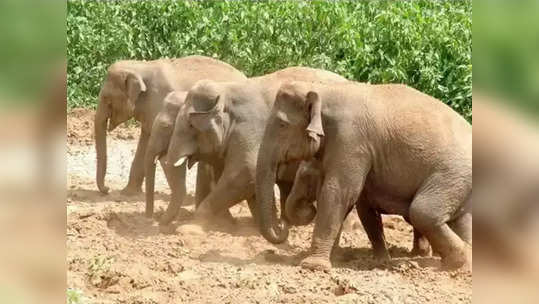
[161,160,187,224]
[155,151,188,225]
[285,196,317,226]
[144,145,159,218]
[166,129,197,169]
[95,100,110,194]
[255,124,289,244]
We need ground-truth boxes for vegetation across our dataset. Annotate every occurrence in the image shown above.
[67,0,472,120]
[0,1,64,104]
[67,289,87,304]
[474,1,539,115]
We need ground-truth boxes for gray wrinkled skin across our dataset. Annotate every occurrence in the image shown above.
[94,56,246,195]
[166,67,349,225]
[256,81,472,271]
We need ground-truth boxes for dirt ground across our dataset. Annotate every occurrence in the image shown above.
[67,109,471,304]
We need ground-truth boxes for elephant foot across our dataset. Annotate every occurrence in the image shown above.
[120,185,142,196]
[159,206,180,225]
[300,256,332,272]
[98,185,110,194]
[158,223,177,235]
[215,215,237,228]
[193,207,236,229]
[159,212,176,226]
[330,246,353,262]
[177,223,206,236]
[203,214,237,233]
[373,248,391,262]
[410,244,431,257]
[411,234,431,257]
[216,209,237,226]
[441,245,471,270]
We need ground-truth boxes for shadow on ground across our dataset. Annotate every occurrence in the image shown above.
[68,187,196,205]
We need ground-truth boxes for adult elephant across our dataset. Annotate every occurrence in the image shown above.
[165,67,348,225]
[94,56,246,195]
[255,81,472,271]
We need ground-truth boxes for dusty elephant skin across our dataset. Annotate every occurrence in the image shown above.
[255,81,472,271]
[94,55,246,195]
[144,92,231,224]
[286,160,431,258]
[68,109,472,303]
[165,67,349,226]
[143,91,188,220]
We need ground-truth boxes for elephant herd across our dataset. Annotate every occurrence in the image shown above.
[94,55,472,271]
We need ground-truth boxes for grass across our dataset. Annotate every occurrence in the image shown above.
[67,288,87,304]
[67,0,472,120]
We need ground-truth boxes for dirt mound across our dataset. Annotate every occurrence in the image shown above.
[67,108,140,145]
[67,111,472,304]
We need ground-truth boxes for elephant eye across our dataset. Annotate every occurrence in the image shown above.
[278,119,289,128]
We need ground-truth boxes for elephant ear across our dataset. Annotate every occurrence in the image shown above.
[189,94,224,131]
[118,69,147,110]
[305,91,324,140]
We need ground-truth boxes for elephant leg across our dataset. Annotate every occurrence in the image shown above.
[214,207,235,225]
[300,174,362,272]
[277,182,292,223]
[448,212,472,245]
[411,228,431,257]
[409,176,471,269]
[194,163,234,224]
[331,205,355,256]
[404,217,431,256]
[246,195,259,225]
[122,131,149,195]
[326,225,346,263]
[195,162,215,208]
[159,159,187,225]
[357,202,390,261]
[332,226,343,252]
[194,165,252,227]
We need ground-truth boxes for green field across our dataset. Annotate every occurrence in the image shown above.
[67,0,472,120]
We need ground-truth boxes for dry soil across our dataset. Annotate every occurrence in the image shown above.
[67,109,472,304]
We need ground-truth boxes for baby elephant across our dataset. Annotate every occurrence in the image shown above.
[144,92,230,224]
[144,91,187,221]
[286,159,431,258]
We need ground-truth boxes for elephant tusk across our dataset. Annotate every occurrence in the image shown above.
[174,157,187,167]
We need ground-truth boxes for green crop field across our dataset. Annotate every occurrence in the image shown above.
[67,0,472,120]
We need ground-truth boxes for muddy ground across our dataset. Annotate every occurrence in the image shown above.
[67,109,471,304]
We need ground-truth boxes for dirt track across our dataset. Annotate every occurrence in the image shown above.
[67,109,471,304]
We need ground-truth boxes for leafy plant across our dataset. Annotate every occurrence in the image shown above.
[67,0,472,120]
[67,288,87,304]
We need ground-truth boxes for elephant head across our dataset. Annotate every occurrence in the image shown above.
[285,160,320,226]
[256,82,324,244]
[95,65,146,193]
[144,91,186,216]
[166,80,232,168]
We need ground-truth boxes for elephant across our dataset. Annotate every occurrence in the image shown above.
[285,159,431,257]
[94,55,246,195]
[165,67,349,226]
[143,91,187,220]
[255,81,472,271]
[144,91,233,223]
